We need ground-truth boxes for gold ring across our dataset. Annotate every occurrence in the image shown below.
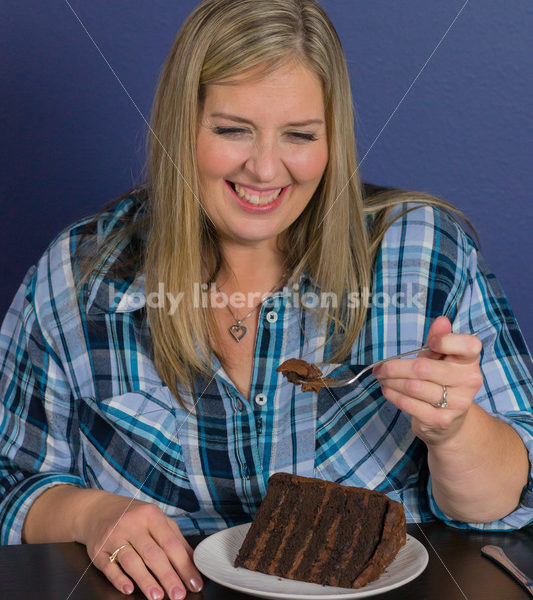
[109,543,130,563]
[434,385,448,409]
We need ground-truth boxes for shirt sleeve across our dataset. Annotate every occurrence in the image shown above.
[426,222,533,530]
[0,265,84,545]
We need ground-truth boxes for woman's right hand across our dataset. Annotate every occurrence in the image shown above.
[80,492,203,599]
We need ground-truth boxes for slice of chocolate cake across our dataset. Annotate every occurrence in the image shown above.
[276,358,335,393]
[234,472,406,588]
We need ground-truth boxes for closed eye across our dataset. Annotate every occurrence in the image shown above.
[213,127,317,142]
[213,127,247,138]
[289,132,318,141]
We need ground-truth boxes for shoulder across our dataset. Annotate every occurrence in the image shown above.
[370,202,481,320]
[377,201,478,275]
[69,192,147,261]
[382,201,476,249]
[21,192,147,329]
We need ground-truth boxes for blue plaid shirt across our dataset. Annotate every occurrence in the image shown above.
[1,197,533,544]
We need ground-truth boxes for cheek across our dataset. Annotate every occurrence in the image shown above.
[197,137,237,178]
[287,144,328,183]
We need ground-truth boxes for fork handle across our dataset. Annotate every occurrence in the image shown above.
[327,348,426,388]
[322,328,484,387]
[374,327,483,367]
[374,344,430,366]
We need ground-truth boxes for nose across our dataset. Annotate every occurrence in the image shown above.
[244,136,280,182]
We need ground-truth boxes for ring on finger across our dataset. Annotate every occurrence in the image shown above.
[109,543,131,563]
[433,385,448,409]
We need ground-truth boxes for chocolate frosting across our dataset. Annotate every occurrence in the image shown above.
[276,358,335,392]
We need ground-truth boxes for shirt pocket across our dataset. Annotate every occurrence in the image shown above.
[76,387,200,513]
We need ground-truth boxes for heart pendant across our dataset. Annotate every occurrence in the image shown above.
[229,324,247,342]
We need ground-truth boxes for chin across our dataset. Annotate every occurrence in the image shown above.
[230,226,280,244]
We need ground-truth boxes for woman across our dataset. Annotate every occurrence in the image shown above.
[1,0,532,599]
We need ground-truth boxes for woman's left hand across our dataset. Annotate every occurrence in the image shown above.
[373,316,484,446]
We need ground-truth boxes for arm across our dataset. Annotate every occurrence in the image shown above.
[22,484,107,543]
[0,266,85,544]
[21,483,203,598]
[427,401,529,522]
[1,262,203,599]
[372,207,533,527]
[373,317,530,522]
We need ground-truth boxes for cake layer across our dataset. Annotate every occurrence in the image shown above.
[234,472,406,589]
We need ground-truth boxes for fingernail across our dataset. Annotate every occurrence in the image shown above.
[150,588,163,600]
[123,583,134,595]
[171,586,186,600]
[189,577,203,592]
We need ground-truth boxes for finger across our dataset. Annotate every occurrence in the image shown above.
[166,519,203,591]
[428,332,482,363]
[91,546,135,596]
[374,356,469,387]
[423,317,483,363]
[154,524,203,594]
[380,382,457,422]
[417,345,444,361]
[115,540,170,600]
[417,340,445,362]
[166,517,195,561]
[378,377,446,406]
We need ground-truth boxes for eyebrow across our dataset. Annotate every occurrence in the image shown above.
[209,112,324,127]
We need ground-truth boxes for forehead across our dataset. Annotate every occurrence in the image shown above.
[202,62,325,120]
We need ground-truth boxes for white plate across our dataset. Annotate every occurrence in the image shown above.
[193,523,428,599]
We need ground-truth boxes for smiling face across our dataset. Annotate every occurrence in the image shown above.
[196,61,329,255]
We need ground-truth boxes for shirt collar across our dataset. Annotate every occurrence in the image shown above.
[86,273,146,315]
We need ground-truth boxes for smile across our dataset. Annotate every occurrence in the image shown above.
[227,181,285,205]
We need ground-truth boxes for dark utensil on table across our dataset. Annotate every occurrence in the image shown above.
[481,544,533,597]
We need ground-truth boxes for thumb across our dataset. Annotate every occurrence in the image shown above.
[421,316,452,360]
[427,316,452,342]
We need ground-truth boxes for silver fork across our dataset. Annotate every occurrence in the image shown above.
[298,328,482,388]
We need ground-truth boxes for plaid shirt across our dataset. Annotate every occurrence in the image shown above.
[1,197,533,544]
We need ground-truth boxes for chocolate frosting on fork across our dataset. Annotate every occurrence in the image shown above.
[276,358,336,393]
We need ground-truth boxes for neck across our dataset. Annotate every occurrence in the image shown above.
[216,240,288,291]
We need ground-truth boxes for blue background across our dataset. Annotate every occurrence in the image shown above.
[1,1,532,345]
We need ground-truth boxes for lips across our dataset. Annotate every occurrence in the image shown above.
[224,180,289,213]
[226,180,286,205]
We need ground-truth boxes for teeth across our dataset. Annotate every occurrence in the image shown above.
[233,182,283,205]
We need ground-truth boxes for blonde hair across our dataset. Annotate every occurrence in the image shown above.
[81,0,474,408]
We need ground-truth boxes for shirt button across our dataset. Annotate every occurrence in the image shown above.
[266,311,278,323]
[236,399,244,411]
[255,393,267,406]
[243,464,250,479]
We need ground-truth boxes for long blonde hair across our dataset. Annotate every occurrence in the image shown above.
[81,0,474,408]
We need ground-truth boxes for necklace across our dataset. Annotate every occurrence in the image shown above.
[214,267,291,342]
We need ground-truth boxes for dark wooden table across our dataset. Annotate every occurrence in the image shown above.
[1,522,532,599]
